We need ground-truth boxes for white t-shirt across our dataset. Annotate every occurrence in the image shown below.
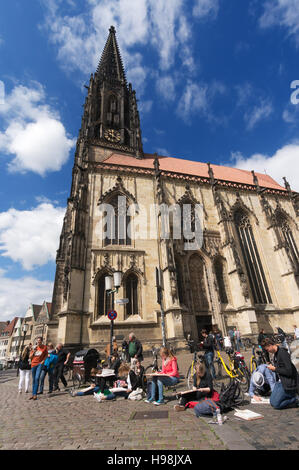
[294,328,299,339]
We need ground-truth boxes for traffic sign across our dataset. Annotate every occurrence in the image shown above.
[115,298,129,305]
[107,310,117,321]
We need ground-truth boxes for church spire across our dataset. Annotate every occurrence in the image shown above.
[96,26,126,84]
[80,26,143,158]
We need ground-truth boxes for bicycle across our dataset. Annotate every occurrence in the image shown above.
[242,337,253,351]
[144,346,161,375]
[186,341,205,389]
[214,348,250,392]
[249,345,268,374]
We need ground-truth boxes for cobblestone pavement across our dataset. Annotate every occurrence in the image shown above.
[0,350,298,451]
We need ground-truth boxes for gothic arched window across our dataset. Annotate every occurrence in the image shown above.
[234,209,272,304]
[214,257,228,304]
[276,212,299,273]
[125,273,139,316]
[103,194,132,246]
[175,257,185,305]
[188,254,209,312]
[97,275,113,317]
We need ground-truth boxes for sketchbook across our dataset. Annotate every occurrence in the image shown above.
[234,409,264,421]
[101,369,116,377]
[109,387,128,393]
[250,397,270,404]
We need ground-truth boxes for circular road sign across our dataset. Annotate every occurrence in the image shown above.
[107,310,117,321]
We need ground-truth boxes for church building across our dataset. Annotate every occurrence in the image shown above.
[48,27,299,352]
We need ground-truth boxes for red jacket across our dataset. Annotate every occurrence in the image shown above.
[161,357,180,378]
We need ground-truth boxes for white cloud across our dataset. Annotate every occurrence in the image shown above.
[232,142,299,192]
[244,99,273,130]
[0,270,53,321]
[0,83,75,175]
[0,203,65,270]
[177,80,208,122]
[193,0,219,19]
[156,75,177,102]
[41,0,218,95]
[259,0,299,47]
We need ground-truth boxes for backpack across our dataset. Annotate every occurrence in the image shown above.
[217,380,244,412]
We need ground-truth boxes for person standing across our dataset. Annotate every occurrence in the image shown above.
[258,329,270,363]
[294,325,299,341]
[18,344,32,394]
[126,333,143,364]
[200,329,216,379]
[228,328,235,350]
[261,338,298,410]
[276,326,290,353]
[53,343,71,391]
[38,343,58,394]
[105,336,118,359]
[29,337,48,400]
[234,327,242,352]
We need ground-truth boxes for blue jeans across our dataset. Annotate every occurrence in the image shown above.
[77,386,100,396]
[150,376,179,402]
[39,368,54,393]
[270,382,297,410]
[31,364,43,396]
[204,352,216,379]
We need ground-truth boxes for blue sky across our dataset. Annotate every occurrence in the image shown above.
[1,0,299,320]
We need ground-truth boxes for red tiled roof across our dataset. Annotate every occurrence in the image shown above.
[2,317,18,336]
[101,152,286,192]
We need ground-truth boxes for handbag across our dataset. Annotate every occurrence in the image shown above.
[128,387,143,401]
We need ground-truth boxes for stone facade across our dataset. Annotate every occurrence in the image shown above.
[49,27,299,354]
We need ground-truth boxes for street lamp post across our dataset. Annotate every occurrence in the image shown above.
[17,323,28,377]
[105,272,122,367]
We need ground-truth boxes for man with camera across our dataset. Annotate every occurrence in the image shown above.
[53,343,71,392]
[29,337,48,400]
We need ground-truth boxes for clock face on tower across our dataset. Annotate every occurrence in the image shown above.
[104,128,121,143]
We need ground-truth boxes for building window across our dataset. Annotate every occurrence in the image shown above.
[214,257,228,304]
[276,212,299,273]
[188,254,209,312]
[97,275,113,316]
[125,273,139,316]
[234,209,272,304]
[103,194,132,246]
[175,258,185,305]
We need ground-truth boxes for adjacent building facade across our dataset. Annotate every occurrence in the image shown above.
[49,27,299,353]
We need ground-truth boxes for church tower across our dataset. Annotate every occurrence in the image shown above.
[80,26,143,157]
[49,27,148,349]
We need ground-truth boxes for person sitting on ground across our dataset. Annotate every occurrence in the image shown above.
[174,362,213,412]
[145,347,180,406]
[69,368,101,397]
[70,367,116,401]
[249,364,276,402]
[129,359,146,392]
[261,338,298,410]
[94,363,132,402]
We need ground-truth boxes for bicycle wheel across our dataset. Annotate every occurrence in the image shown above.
[250,358,257,374]
[236,366,250,392]
[186,364,195,389]
[72,372,82,390]
[213,358,222,379]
